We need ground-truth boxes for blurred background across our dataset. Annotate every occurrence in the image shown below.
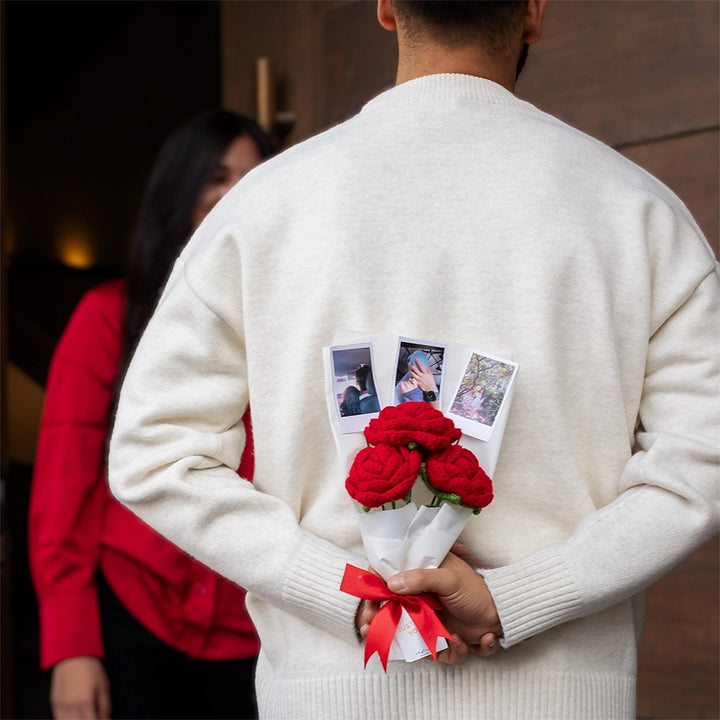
[2,1,718,718]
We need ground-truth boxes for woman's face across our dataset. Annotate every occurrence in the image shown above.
[192,134,263,231]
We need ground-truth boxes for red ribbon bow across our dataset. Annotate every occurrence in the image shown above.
[341,564,453,671]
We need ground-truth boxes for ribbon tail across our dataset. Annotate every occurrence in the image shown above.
[364,602,401,672]
[340,564,452,669]
[406,596,454,663]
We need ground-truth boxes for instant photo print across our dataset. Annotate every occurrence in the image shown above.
[329,343,381,434]
[448,351,519,442]
[393,338,447,408]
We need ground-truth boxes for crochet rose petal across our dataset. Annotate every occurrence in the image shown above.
[346,444,422,508]
[364,402,461,452]
[424,445,493,510]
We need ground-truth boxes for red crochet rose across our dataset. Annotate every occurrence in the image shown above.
[364,402,462,452]
[346,444,422,510]
[423,445,493,512]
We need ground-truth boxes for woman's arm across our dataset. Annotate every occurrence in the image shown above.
[29,284,122,670]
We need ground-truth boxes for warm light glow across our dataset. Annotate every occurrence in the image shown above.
[4,218,17,257]
[57,228,95,269]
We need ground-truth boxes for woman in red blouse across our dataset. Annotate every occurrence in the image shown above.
[29,110,275,720]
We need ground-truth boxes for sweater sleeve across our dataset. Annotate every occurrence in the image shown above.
[481,266,720,647]
[108,242,364,646]
[28,282,123,668]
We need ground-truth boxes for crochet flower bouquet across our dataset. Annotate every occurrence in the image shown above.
[340,402,493,669]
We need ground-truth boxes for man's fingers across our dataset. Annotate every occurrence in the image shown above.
[437,634,469,665]
[387,567,457,596]
[472,632,500,657]
[356,599,380,638]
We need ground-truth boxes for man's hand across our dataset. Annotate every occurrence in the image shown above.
[356,597,380,640]
[398,378,419,395]
[409,360,438,394]
[356,595,479,665]
[387,552,502,655]
[50,657,111,720]
[355,551,501,665]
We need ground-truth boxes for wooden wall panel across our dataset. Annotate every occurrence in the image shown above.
[221,0,341,145]
[637,536,720,720]
[221,0,395,142]
[517,0,719,148]
[324,2,397,128]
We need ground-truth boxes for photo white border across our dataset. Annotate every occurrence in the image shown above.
[393,336,448,407]
[330,342,381,434]
[447,349,519,442]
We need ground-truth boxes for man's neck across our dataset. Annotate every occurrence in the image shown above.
[395,44,518,92]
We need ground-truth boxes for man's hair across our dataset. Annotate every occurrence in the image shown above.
[355,365,371,392]
[392,1,528,54]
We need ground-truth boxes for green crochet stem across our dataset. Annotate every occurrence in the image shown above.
[419,465,482,515]
[364,491,413,513]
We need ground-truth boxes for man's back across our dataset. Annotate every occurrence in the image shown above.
[110,70,718,719]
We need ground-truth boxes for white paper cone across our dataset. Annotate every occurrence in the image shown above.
[355,503,417,580]
[405,503,473,570]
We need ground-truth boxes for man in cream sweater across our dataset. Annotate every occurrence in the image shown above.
[109,2,719,718]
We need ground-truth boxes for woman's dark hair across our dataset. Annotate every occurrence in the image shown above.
[340,386,362,417]
[115,109,274,405]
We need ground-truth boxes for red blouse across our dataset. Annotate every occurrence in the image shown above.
[28,278,259,669]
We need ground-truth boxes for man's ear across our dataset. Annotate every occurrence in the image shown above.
[523,0,547,45]
[377,0,397,32]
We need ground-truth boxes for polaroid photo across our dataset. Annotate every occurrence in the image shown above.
[330,343,381,434]
[393,337,447,409]
[447,350,519,442]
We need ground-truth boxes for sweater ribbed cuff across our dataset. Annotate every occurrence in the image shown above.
[480,549,582,648]
[283,533,367,646]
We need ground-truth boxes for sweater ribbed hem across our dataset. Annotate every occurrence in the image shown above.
[480,550,582,647]
[257,666,635,720]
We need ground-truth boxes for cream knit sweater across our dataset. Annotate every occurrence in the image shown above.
[109,75,719,720]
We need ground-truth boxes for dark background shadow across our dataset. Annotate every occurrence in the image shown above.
[2,3,224,717]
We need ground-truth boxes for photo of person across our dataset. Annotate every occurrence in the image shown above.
[449,352,518,433]
[355,364,380,414]
[330,344,380,433]
[339,385,362,417]
[393,339,446,409]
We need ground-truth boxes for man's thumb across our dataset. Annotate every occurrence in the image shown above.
[387,567,452,595]
[387,573,409,592]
